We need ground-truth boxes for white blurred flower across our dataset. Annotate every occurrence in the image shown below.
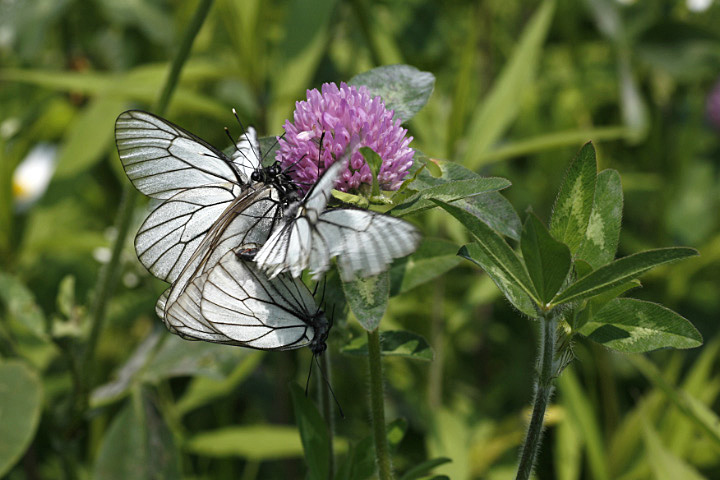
[687,0,713,11]
[93,247,112,264]
[12,143,58,211]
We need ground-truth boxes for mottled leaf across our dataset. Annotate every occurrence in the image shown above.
[436,200,539,313]
[341,330,433,361]
[343,271,390,331]
[549,142,597,254]
[521,213,572,303]
[459,243,537,317]
[579,298,702,353]
[577,169,623,269]
[350,65,435,123]
[0,362,43,478]
[552,247,697,306]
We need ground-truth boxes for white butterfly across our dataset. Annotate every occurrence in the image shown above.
[254,159,422,282]
[116,110,327,352]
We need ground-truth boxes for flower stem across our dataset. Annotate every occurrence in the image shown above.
[516,312,557,480]
[367,328,393,480]
[81,0,215,391]
[317,351,336,478]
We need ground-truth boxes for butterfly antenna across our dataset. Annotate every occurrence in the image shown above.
[281,153,308,176]
[314,354,345,419]
[262,132,286,165]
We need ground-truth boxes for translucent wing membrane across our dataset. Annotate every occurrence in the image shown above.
[135,186,236,283]
[201,251,325,351]
[115,110,249,199]
[254,159,421,281]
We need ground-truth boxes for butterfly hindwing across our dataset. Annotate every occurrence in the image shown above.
[200,251,321,351]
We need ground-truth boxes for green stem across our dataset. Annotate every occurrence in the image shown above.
[318,351,336,478]
[81,0,215,391]
[516,313,557,480]
[367,328,393,480]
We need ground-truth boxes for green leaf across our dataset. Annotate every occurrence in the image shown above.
[576,169,623,269]
[549,142,598,254]
[0,272,47,339]
[185,426,305,460]
[557,369,611,480]
[340,330,433,361]
[90,330,163,408]
[0,361,43,478]
[629,355,720,448]
[268,0,336,128]
[459,242,537,317]
[175,352,264,416]
[290,384,330,480]
[360,147,382,197]
[391,177,511,216]
[335,420,406,480]
[390,238,463,295]
[578,298,702,353]
[552,247,698,306]
[54,95,127,178]
[462,0,556,167]
[350,65,435,123]
[436,200,539,312]
[342,272,389,332]
[521,213,572,303]
[394,155,520,239]
[641,415,706,480]
[572,280,640,331]
[399,457,452,480]
[92,392,181,480]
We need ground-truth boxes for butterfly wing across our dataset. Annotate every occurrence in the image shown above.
[316,209,421,281]
[134,185,237,283]
[200,251,321,350]
[254,160,346,277]
[116,110,246,200]
[161,185,285,338]
[230,126,262,181]
[255,158,421,280]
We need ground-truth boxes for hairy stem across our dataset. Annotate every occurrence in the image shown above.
[367,328,393,480]
[82,0,215,392]
[516,312,557,480]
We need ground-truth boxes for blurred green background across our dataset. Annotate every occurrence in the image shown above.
[1,0,720,478]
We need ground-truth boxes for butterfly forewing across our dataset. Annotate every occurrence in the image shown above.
[116,110,248,199]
